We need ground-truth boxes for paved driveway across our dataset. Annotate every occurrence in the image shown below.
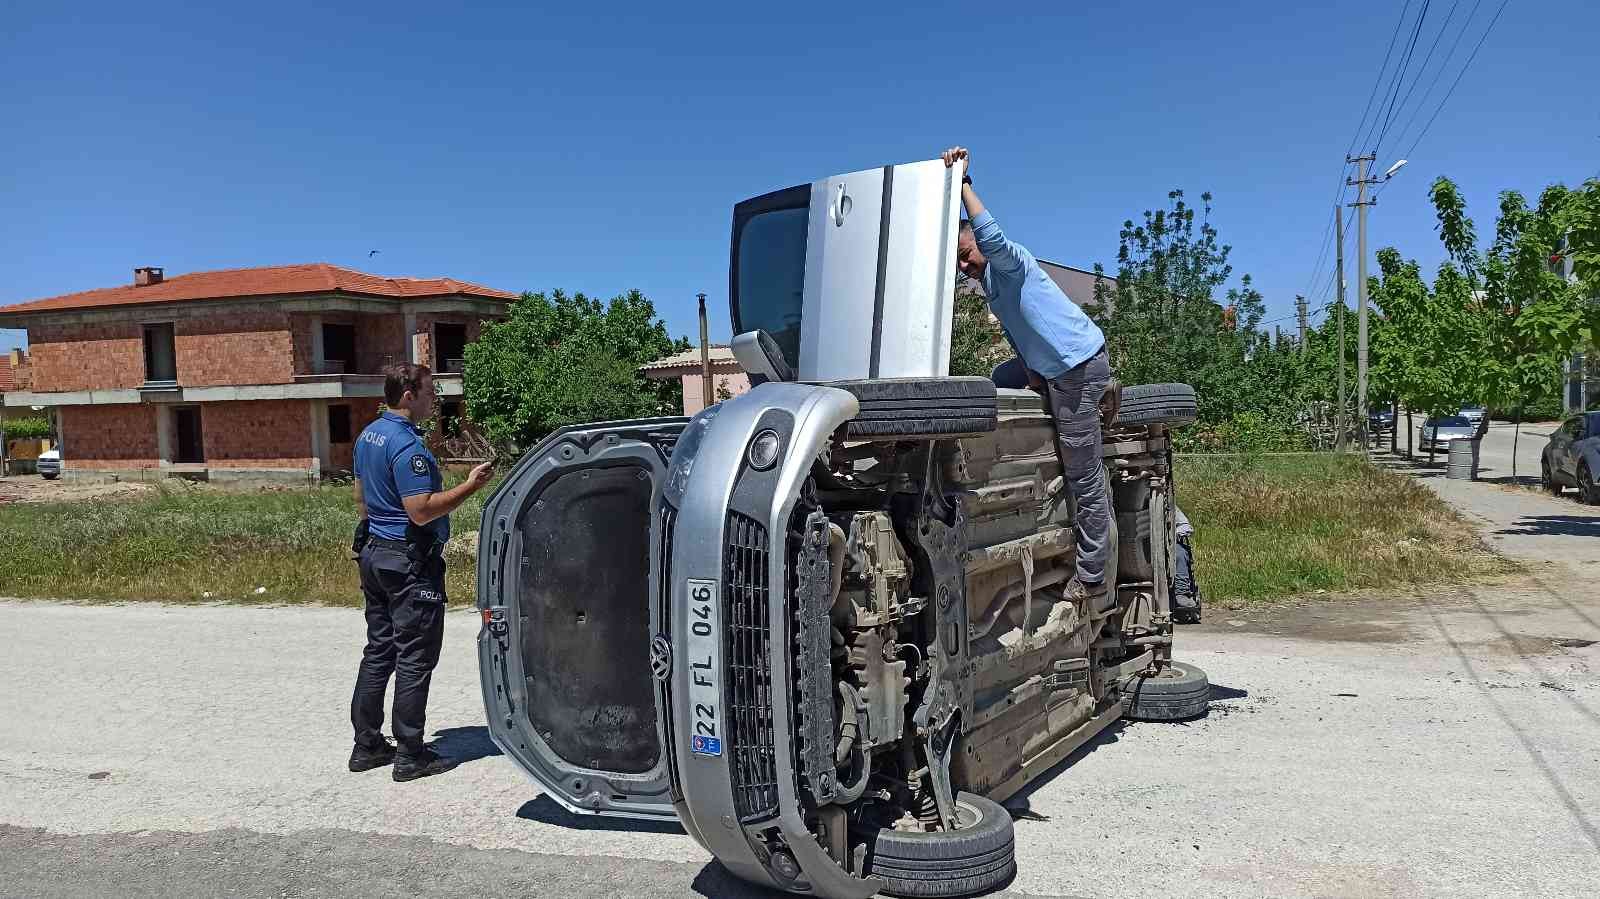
[5,583,1599,898]
[1379,420,1600,575]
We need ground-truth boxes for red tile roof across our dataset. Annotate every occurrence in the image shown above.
[0,263,517,316]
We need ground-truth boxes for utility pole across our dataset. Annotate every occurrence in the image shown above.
[1296,295,1308,352]
[1335,203,1347,452]
[1348,153,1378,450]
[697,293,713,411]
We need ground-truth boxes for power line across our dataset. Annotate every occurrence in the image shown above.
[1385,0,1487,158]
[1300,205,1338,306]
[1371,0,1433,154]
[1378,0,1465,159]
[1357,0,1425,153]
[1395,0,1513,163]
[1348,0,1416,156]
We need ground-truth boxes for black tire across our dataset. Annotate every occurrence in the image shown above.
[831,378,998,439]
[1115,383,1197,428]
[1542,457,1563,496]
[1122,661,1210,721]
[1581,463,1597,506]
[855,792,1016,898]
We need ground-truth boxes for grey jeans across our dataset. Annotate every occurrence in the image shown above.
[1044,347,1112,585]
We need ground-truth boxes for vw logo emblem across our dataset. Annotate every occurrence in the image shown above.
[650,634,672,682]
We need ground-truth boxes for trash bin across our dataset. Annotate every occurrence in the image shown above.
[1446,438,1479,480]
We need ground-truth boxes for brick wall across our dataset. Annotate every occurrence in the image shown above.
[28,309,294,391]
[328,398,384,471]
[414,313,485,371]
[202,399,315,468]
[60,404,160,470]
[289,314,316,375]
[175,310,293,386]
[29,321,146,391]
[2,350,30,391]
[356,313,407,374]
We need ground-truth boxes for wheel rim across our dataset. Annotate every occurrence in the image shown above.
[951,800,981,830]
[1141,663,1192,682]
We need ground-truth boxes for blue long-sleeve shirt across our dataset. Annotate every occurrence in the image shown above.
[971,209,1105,379]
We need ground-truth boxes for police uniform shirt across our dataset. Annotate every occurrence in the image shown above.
[354,411,448,544]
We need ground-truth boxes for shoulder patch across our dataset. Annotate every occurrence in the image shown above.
[410,454,429,476]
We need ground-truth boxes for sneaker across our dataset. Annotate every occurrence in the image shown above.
[1173,591,1202,624]
[1064,576,1112,611]
[392,747,458,782]
[348,738,396,772]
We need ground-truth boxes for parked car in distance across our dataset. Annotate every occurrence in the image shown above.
[1459,405,1487,427]
[1420,415,1475,451]
[35,449,61,480]
[1541,411,1600,504]
[1368,407,1395,434]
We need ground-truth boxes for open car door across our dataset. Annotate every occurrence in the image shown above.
[728,157,964,382]
[477,417,687,819]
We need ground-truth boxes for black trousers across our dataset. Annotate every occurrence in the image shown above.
[351,543,447,755]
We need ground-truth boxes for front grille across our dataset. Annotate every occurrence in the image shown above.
[724,511,778,823]
[657,503,683,803]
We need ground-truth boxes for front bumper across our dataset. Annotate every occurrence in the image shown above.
[659,382,877,899]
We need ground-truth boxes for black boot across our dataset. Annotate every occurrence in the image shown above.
[348,737,396,772]
[393,747,458,782]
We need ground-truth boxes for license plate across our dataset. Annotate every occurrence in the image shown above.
[685,577,722,757]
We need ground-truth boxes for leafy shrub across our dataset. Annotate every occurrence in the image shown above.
[2,417,52,440]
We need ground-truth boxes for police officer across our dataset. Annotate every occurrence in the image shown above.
[348,362,492,781]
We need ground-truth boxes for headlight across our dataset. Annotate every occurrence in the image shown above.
[663,404,721,507]
[747,429,782,471]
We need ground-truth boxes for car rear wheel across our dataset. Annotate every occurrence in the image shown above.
[1580,463,1597,505]
[854,792,1017,898]
[1114,383,1197,428]
[1122,661,1211,721]
[830,377,998,439]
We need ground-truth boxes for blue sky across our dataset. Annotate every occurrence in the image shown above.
[3,1,1595,353]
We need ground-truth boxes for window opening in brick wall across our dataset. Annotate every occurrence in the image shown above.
[174,406,205,463]
[322,323,356,374]
[328,404,353,444]
[143,323,177,383]
[435,323,467,373]
[439,400,463,438]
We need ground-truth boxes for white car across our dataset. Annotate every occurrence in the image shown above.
[1420,416,1475,451]
[35,448,61,479]
[1459,405,1487,427]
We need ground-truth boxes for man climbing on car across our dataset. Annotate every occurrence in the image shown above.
[943,145,1115,607]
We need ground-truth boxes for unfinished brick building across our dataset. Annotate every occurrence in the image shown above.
[0,264,514,482]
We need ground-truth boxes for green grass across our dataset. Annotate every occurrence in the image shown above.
[1178,453,1514,604]
[1,455,1510,607]
[0,474,498,605]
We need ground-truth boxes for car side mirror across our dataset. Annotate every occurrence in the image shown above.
[731,330,795,384]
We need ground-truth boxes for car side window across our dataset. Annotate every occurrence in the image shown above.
[1564,417,1585,439]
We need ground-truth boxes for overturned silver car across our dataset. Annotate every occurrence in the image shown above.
[477,160,1206,898]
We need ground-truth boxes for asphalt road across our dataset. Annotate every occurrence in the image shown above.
[5,573,1600,899]
[1378,420,1600,572]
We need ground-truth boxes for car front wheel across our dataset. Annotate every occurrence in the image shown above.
[1542,458,1563,495]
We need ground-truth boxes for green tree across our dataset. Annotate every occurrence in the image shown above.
[463,289,687,450]
[1428,177,1593,473]
[1366,249,1478,461]
[1089,189,1298,448]
[948,282,1008,378]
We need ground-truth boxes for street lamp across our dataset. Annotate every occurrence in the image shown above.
[1383,159,1408,180]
